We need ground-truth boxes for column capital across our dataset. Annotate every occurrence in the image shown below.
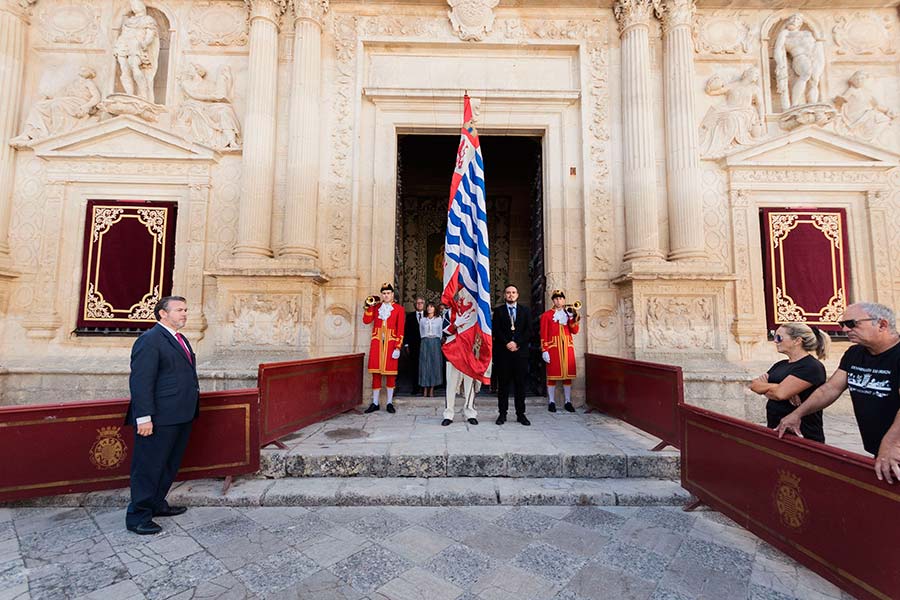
[0,0,35,19]
[613,0,656,34]
[289,0,328,26]
[244,0,288,25]
[653,0,695,35]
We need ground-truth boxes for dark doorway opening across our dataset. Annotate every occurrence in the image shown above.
[395,134,546,396]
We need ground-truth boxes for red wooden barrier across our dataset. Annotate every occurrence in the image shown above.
[257,354,364,447]
[680,404,899,600]
[584,353,683,449]
[0,389,260,503]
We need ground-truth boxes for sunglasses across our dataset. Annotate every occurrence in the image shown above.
[837,318,877,329]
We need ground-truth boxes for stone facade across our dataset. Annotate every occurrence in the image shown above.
[1,0,898,419]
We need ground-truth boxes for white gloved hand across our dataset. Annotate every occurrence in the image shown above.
[542,351,551,364]
[391,349,401,359]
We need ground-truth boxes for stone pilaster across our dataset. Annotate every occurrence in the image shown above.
[234,0,286,258]
[655,0,705,261]
[280,0,327,266]
[614,0,664,261]
[0,0,31,270]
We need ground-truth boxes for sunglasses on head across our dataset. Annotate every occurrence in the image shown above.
[837,318,877,329]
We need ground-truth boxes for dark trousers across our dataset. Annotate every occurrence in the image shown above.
[126,421,193,528]
[497,357,528,417]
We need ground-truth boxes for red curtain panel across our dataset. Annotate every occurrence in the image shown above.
[760,208,851,333]
[76,200,178,330]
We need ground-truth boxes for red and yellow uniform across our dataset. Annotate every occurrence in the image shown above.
[540,308,579,382]
[363,301,405,375]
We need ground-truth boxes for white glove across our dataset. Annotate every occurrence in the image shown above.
[391,349,400,360]
[542,351,550,364]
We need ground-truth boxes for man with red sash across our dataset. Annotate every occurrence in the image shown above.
[541,289,580,413]
[362,282,405,414]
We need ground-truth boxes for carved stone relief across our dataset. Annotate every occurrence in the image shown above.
[11,67,101,145]
[587,39,613,273]
[693,13,751,55]
[38,1,100,45]
[621,296,635,351]
[701,166,729,264]
[229,294,301,346]
[773,14,826,110]
[503,18,605,41]
[645,296,715,350]
[188,2,250,47]
[698,68,764,158]
[833,70,897,143]
[174,63,242,150]
[323,304,353,339]
[613,0,656,32]
[447,0,498,42]
[832,12,896,56]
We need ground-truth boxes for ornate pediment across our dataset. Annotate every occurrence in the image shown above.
[724,126,899,169]
[29,116,219,162]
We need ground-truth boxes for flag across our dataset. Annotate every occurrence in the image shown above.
[441,95,492,384]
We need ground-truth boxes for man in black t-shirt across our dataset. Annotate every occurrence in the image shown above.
[777,302,900,483]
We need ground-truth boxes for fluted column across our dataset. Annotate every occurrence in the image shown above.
[280,0,326,261]
[656,0,705,261]
[234,0,285,258]
[614,0,664,261]
[0,0,30,266]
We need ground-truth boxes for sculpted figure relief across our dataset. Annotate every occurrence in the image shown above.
[698,67,764,158]
[773,14,825,109]
[11,67,101,144]
[834,70,897,142]
[174,63,241,149]
[114,0,160,103]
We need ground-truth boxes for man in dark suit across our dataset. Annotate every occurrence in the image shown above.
[402,296,426,394]
[491,284,531,426]
[125,295,199,535]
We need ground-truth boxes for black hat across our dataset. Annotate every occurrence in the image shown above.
[551,289,565,300]
[380,282,395,292]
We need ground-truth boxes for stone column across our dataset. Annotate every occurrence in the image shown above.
[234,0,285,259]
[656,0,705,261]
[614,0,664,261]
[0,0,30,267]
[280,0,326,263]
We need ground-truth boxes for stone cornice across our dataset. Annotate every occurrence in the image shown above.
[613,0,656,34]
[654,0,695,35]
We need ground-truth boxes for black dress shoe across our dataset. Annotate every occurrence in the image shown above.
[364,403,380,413]
[441,418,453,426]
[564,402,575,413]
[154,506,187,517]
[468,418,478,425]
[517,415,531,426]
[548,403,557,413]
[386,403,396,414]
[495,415,506,425]
[127,521,162,535]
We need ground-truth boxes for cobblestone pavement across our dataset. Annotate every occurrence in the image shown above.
[1,504,855,600]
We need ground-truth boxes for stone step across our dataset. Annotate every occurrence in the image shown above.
[21,476,690,508]
[260,447,679,479]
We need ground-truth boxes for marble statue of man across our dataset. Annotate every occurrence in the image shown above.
[114,0,160,103]
[834,70,897,142]
[773,14,825,109]
[174,63,241,149]
[11,67,101,144]
[698,67,765,157]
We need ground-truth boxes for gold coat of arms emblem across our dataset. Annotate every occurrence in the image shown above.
[774,469,806,529]
[89,426,128,470]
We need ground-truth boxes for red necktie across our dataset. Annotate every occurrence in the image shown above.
[176,333,193,363]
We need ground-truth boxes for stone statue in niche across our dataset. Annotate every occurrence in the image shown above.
[834,70,897,143]
[174,63,241,149]
[698,67,765,158]
[11,66,101,144]
[773,14,825,109]
[113,0,160,103]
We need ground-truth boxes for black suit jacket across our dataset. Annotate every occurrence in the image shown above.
[492,303,531,363]
[125,323,200,427]
[404,311,422,353]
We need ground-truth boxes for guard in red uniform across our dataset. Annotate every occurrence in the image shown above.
[362,282,405,414]
[540,289,580,412]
